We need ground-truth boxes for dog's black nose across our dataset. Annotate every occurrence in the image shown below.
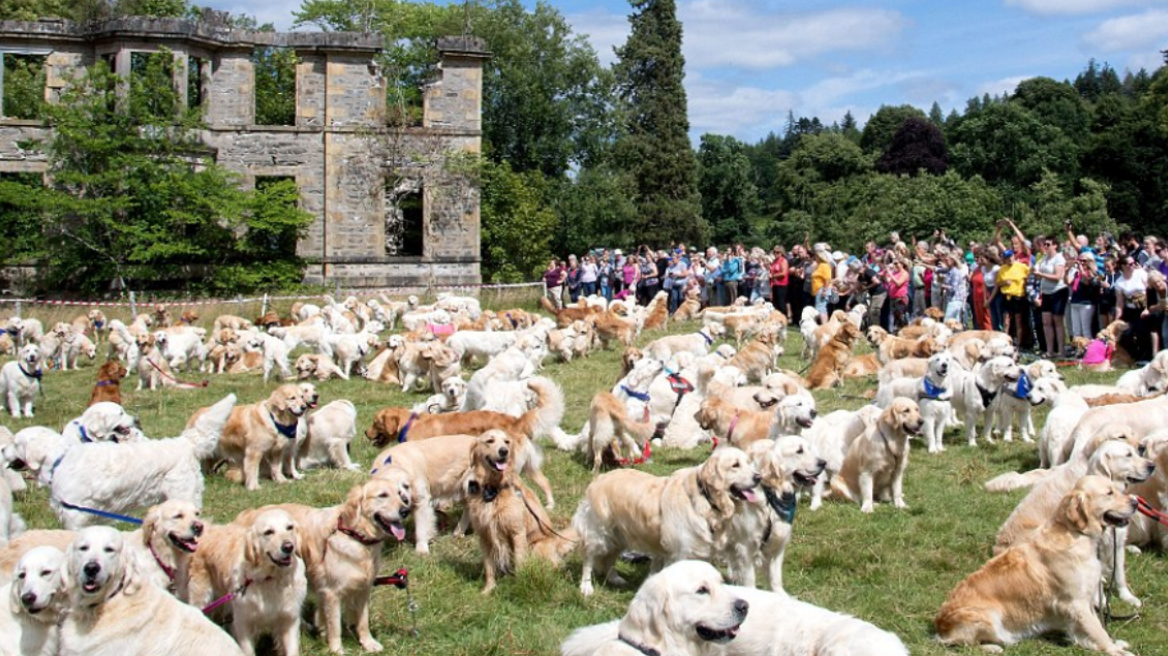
[817,458,827,469]
[281,541,294,555]
[192,521,204,536]
[810,409,818,418]
[499,447,509,458]
[734,599,749,617]
[83,562,100,577]
[752,473,761,485]
[21,592,36,607]
[400,506,411,518]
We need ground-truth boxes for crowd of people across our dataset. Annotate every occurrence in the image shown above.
[543,219,1168,362]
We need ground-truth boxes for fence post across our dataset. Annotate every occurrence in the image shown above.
[128,291,137,318]
[14,299,21,318]
[261,294,269,317]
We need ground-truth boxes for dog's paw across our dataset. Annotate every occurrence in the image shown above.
[1126,545,1143,555]
[860,504,875,514]
[1119,591,1142,608]
[894,500,908,510]
[359,638,383,653]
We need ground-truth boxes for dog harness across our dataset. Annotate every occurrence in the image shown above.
[269,412,299,439]
[337,518,384,545]
[620,385,652,423]
[667,373,694,410]
[699,330,714,345]
[18,364,42,381]
[149,541,176,584]
[397,412,419,443]
[975,382,998,409]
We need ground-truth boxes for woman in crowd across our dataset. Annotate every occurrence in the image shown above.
[1115,254,1149,359]
[970,249,995,330]
[811,249,834,322]
[994,248,1030,347]
[939,250,969,324]
[580,254,598,297]
[883,257,910,328]
[1145,270,1166,355]
[1034,236,1069,357]
[1098,254,1118,329]
[769,246,789,317]
[721,246,744,306]
[543,258,566,309]
[664,252,689,313]
[620,254,640,301]
[637,252,659,305]
[566,254,583,304]
[1068,251,1101,342]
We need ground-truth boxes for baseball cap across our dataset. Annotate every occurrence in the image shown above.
[1002,249,1014,258]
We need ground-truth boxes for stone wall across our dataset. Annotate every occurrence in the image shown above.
[0,17,486,289]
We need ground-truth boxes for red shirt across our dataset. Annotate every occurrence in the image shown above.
[769,256,789,286]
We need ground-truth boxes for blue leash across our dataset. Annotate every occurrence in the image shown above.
[58,501,143,525]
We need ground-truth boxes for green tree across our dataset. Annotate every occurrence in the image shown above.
[876,116,948,177]
[32,53,311,292]
[948,101,1078,193]
[1,55,46,119]
[859,104,926,154]
[697,134,760,244]
[253,46,299,126]
[480,160,557,282]
[611,0,704,245]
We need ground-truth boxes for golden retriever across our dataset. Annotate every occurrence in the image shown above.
[876,334,942,364]
[841,353,880,379]
[573,447,761,595]
[189,384,308,490]
[727,330,782,383]
[589,310,638,349]
[806,322,861,389]
[1126,430,1168,551]
[695,396,774,450]
[586,391,659,472]
[1,546,68,656]
[233,475,413,653]
[464,430,577,594]
[832,398,923,513]
[187,509,306,656]
[936,475,1138,656]
[539,296,598,327]
[87,359,128,407]
[61,526,244,656]
[561,560,749,656]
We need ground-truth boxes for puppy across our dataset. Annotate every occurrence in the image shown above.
[87,360,127,407]
[574,448,761,596]
[0,546,67,656]
[936,476,1137,656]
[61,526,244,656]
[191,385,307,490]
[832,398,923,513]
[464,430,576,594]
[0,344,41,417]
[561,560,749,656]
[234,476,412,653]
[295,353,349,381]
[188,510,305,656]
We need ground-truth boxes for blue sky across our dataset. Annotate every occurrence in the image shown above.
[207,0,1168,142]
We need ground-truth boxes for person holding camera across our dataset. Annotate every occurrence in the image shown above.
[1068,251,1101,342]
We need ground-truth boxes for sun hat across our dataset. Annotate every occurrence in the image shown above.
[832,250,846,261]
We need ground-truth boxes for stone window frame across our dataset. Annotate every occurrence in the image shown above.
[0,46,52,120]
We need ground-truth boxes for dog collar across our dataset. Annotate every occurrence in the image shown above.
[699,330,714,345]
[19,364,42,380]
[149,541,176,583]
[76,423,92,443]
[618,635,663,656]
[397,412,419,443]
[269,412,299,439]
[620,386,652,403]
[49,452,66,478]
[337,518,383,546]
[370,454,392,476]
[467,480,500,502]
[95,379,117,387]
[93,321,104,330]
[975,382,998,409]
[1012,371,1033,400]
[920,377,947,401]
[764,486,797,525]
[725,414,739,446]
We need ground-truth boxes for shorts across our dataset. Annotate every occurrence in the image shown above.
[1004,295,1026,315]
[1040,288,1069,316]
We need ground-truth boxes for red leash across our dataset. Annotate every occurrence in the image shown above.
[374,567,409,588]
[1136,496,1168,526]
[147,357,209,388]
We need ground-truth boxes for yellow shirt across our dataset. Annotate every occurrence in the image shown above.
[996,262,1030,298]
[811,263,832,296]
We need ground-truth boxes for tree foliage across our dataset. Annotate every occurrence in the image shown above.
[859,104,926,154]
[698,134,760,244]
[480,161,557,283]
[876,116,948,177]
[611,0,705,245]
[16,53,311,293]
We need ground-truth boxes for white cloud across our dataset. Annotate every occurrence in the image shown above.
[976,75,1031,97]
[571,1,907,71]
[1083,8,1168,50]
[686,74,798,137]
[1006,0,1168,15]
[207,0,301,30]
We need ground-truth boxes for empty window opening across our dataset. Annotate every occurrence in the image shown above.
[251,176,300,257]
[130,51,175,119]
[187,56,207,110]
[253,47,297,126]
[386,177,423,256]
[1,53,47,119]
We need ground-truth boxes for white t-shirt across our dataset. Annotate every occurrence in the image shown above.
[981,264,1000,290]
[1115,268,1148,307]
[1036,253,1067,295]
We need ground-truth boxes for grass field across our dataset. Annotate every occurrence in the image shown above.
[7,299,1168,656]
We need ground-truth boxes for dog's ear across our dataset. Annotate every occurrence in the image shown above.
[1062,489,1099,536]
[620,575,670,647]
[141,504,161,540]
[119,549,144,597]
[244,527,262,566]
[698,454,736,520]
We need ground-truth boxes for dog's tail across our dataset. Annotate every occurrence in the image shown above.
[539,296,559,316]
[518,377,566,440]
[547,423,588,452]
[182,394,237,461]
[983,468,1049,493]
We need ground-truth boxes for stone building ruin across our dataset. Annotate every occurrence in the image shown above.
[0,15,487,288]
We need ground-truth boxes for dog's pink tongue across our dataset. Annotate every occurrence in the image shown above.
[741,488,757,503]
[390,522,406,541]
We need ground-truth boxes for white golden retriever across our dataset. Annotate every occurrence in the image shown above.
[298,399,359,472]
[50,395,235,530]
[61,526,244,656]
[0,345,42,418]
[0,546,68,656]
[561,560,749,656]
